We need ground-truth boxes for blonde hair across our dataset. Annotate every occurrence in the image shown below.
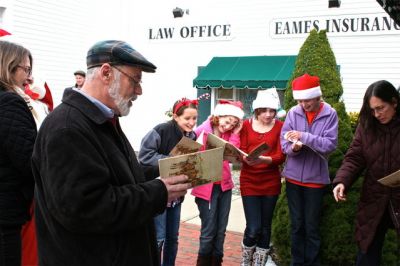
[0,41,32,92]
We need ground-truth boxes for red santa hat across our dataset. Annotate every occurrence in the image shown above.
[214,100,244,119]
[292,73,322,100]
[0,29,11,37]
[24,79,54,111]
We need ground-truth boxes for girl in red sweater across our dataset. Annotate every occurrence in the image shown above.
[239,89,286,266]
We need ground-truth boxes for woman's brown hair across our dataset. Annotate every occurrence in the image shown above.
[0,41,32,92]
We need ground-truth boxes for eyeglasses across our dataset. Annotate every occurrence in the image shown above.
[17,65,32,76]
[112,66,142,88]
[370,104,389,115]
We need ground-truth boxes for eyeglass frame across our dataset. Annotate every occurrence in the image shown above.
[111,65,142,88]
[370,103,391,116]
[17,65,32,76]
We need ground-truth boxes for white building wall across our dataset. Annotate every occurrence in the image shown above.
[0,0,399,149]
[0,0,131,103]
[130,0,400,148]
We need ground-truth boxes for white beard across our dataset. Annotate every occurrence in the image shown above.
[108,76,132,116]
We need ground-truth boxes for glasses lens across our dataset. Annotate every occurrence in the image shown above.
[18,65,31,76]
[113,66,141,87]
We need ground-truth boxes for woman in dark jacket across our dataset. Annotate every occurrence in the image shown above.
[0,40,36,265]
[333,80,400,266]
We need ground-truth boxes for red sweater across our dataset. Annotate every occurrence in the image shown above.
[239,119,285,196]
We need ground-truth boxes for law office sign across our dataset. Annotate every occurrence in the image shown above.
[148,22,233,42]
[270,13,400,38]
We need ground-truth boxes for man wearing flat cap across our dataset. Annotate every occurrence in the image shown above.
[73,70,86,89]
[32,40,191,266]
[65,70,86,90]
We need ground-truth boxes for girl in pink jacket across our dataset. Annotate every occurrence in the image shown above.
[192,100,244,266]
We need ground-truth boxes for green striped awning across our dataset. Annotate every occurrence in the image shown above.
[193,55,296,89]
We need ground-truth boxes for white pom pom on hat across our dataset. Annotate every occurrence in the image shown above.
[30,83,46,99]
[276,108,287,118]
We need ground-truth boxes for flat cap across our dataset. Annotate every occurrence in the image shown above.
[73,70,86,77]
[86,40,156,73]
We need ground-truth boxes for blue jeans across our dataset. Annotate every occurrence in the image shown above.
[242,195,278,249]
[286,182,325,266]
[195,185,232,258]
[154,202,182,266]
[0,224,22,266]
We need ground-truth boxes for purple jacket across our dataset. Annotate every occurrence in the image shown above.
[191,119,239,201]
[280,103,338,184]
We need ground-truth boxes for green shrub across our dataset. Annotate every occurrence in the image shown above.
[272,29,398,265]
[348,112,359,133]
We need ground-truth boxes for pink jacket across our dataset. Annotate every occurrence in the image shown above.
[191,119,240,201]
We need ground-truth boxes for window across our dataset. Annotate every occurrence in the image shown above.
[0,7,6,25]
[215,88,286,119]
[216,88,234,100]
[236,89,258,118]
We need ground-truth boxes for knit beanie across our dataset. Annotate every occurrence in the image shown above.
[252,88,286,118]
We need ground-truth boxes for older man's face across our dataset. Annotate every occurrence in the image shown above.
[109,65,142,116]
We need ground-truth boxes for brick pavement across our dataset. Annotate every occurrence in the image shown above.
[176,222,243,265]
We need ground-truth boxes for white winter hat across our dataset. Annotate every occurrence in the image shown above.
[252,88,286,118]
[252,88,280,110]
[213,100,244,119]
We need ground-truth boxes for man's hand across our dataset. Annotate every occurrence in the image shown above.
[161,175,192,202]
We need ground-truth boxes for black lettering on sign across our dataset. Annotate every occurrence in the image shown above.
[148,27,174,39]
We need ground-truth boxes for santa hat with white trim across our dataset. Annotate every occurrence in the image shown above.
[292,73,322,100]
[213,100,244,119]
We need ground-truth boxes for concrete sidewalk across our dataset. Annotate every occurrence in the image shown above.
[180,192,246,232]
[177,191,277,266]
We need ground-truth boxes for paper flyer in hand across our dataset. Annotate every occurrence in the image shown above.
[378,169,400,188]
[246,142,270,160]
[283,132,327,161]
[169,136,202,156]
[159,147,224,187]
[206,133,269,164]
[206,133,244,163]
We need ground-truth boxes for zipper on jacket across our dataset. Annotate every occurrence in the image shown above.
[301,114,310,183]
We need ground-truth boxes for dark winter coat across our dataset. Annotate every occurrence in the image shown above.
[31,89,167,266]
[333,118,400,252]
[139,120,196,180]
[0,89,36,225]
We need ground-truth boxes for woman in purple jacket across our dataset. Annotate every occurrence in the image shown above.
[281,74,338,266]
[192,100,244,266]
